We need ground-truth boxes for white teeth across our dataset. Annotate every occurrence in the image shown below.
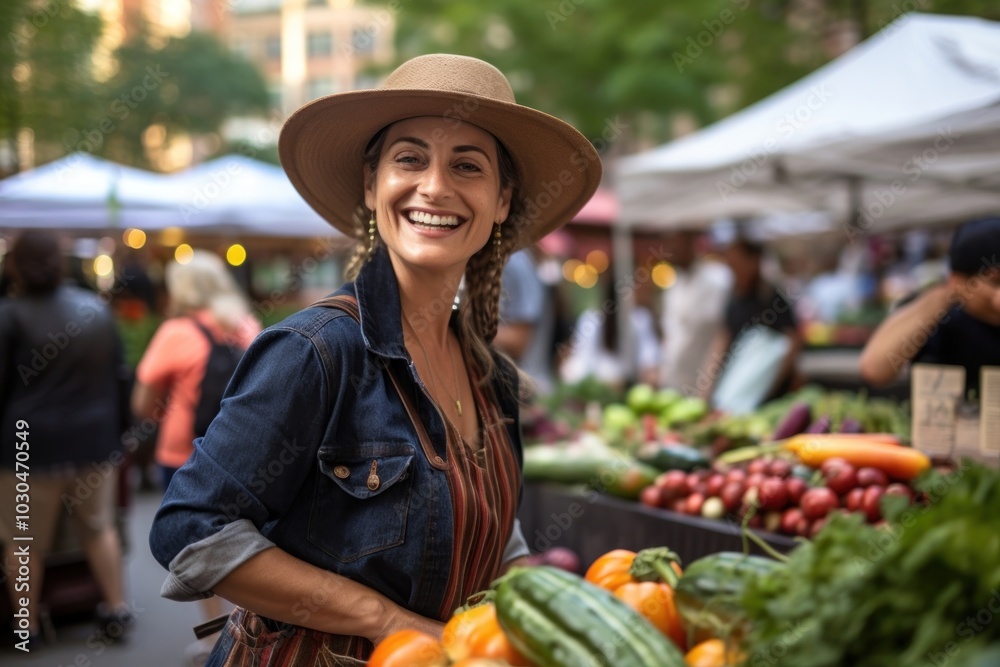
[407,211,460,226]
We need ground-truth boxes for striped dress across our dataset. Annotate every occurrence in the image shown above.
[435,339,522,620]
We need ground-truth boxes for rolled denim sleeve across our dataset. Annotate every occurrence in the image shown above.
[503,519,530,563]
[149,324,335,600]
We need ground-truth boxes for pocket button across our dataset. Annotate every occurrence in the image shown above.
[333,466,350,479]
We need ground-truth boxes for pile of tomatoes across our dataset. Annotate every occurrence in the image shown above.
[639,455,919,538]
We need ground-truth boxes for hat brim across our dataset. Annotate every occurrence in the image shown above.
[279,89,602,247]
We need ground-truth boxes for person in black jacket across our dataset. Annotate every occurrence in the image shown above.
[0,231,133,648]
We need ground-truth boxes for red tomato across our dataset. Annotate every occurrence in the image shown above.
[640,485,665,509]
[758,478,789,511]
[856,467,889,488]
[685,493,706,516]
[800,487,839,520]
[724,469,747,485]
[862,486,885,522]
[884,483,914,503]
[823,461,858,496]
[767,459,793,479]
[719,482,745,512]
[781,507,805,535]
[657,470,689,500]
[819,457,850,477]
[705,474,726,497]
[844,487,866,512]
[784,477,807,505]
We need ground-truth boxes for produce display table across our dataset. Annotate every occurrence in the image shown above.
[518,483,797,568]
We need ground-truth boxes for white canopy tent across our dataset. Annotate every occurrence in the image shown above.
[0,153,181,230]
[617,13,1000,233]
[0,153,339,238]
[164,155,336,237]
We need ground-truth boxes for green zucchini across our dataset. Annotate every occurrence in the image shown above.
[636,443,710,472]
[494,566,686,667]
[593,460,660,500]
[523,447,658,500]
[674,552,784,646]
[522,448,613,485]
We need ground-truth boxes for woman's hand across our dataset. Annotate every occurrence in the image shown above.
[212,547,444,647]
[373,604,445,645]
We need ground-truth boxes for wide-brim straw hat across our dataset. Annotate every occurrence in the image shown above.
[279,54,602,247]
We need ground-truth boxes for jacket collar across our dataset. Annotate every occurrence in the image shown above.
[346,247,412,361]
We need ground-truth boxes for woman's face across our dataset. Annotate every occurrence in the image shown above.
[364,116,512,276]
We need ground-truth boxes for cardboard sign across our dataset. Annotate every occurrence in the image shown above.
[982,367,1000,456]
[911,364,965,456]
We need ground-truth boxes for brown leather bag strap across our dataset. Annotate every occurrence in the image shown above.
[310,295,449,471]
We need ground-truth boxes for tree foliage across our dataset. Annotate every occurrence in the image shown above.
[0,0,103,172]
[387,0,1000,150]
[99,30,270,168]
[1,6,269,173]
[389,0,735,151]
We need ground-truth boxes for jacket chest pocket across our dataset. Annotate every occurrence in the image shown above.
[308,442,415,563]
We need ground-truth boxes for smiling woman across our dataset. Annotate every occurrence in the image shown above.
[148,54,600,666]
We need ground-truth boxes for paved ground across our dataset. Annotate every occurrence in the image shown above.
[3,490,232,667]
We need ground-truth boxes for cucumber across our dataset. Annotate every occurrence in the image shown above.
[523,447,657,500]
[522,448,612,485]
[593,460,660,500]
[494,566,686,667]
[636,443,710,472]
[674,552,784,646]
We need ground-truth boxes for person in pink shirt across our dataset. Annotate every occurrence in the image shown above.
[133,251,260,486]
[132,249,259,665]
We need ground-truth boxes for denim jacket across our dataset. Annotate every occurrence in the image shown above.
[148,248,528,621]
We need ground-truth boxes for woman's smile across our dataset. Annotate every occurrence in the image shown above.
[402,208,469,235]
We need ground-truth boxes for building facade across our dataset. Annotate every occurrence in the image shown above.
[226,0,396,116]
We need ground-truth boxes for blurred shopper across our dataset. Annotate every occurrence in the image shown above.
[561,275,660,387]
[495,246,555,396]
[860,217,1000,397]
[132,250,259,664]
[659,230,732,393]
[704,238,802,401]
[0,231,133,648]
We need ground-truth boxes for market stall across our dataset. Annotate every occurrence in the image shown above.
[617,13,1000,232]
[0,152,340,238]
[371,376,1000,665]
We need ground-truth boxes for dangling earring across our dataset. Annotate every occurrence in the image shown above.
[367,213,377,259]
[494,223,502,262]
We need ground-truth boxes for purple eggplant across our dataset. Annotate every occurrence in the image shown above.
[838,418,864,433]
[805,416,832,434]
[773,402,812,440]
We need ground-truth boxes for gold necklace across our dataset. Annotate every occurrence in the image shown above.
[402,312,463,417]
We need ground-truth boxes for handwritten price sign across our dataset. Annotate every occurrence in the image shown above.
[911,364,965,456]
